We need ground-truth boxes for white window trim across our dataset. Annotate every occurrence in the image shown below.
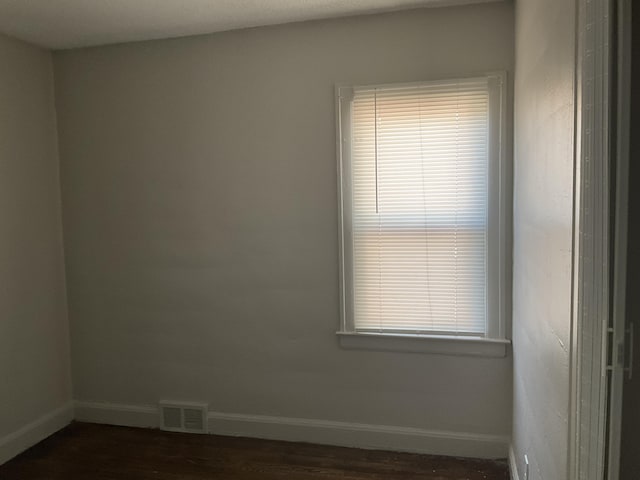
[335,72,510,357]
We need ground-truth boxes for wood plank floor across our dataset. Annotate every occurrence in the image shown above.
[0,423,509,479]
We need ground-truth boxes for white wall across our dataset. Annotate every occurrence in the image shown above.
[512,0,576,478]
[54,3,514,456]
[0,34,73,464]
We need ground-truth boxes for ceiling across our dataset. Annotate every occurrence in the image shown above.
[0,0,502,50]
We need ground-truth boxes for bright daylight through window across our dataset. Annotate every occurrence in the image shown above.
[337,74,506,344]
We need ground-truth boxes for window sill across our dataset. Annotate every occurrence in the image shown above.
[336,331,510,358]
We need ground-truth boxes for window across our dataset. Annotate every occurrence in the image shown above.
[336,74,509,356]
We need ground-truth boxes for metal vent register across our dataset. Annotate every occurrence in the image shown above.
[159,401,208,434]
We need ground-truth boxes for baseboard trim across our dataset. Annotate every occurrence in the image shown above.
[74,401,508,459]
[509,445,520,480]
[0,402,74,466]
[207,411,508,459]
[74,401,159,429]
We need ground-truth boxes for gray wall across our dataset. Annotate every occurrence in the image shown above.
[512,0,576,479]
[0,33,72,460]
[54,3,514,443]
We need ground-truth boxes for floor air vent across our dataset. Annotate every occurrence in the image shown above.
[159,401,208,434]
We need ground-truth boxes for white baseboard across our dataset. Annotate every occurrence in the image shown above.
[0,402,74,466]
[207,411,508,459]
[74,401,159,429]
[74,401,508,459]
[509,445,520,480]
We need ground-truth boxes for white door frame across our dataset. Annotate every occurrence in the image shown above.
[569,0,631,478]
[569,0,611,477]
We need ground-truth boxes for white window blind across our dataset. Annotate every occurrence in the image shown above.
[341,77,495,336]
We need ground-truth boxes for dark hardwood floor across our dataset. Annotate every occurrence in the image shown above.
[0,423,509,479]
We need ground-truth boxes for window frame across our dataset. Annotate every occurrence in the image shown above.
[335,73,510,357]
